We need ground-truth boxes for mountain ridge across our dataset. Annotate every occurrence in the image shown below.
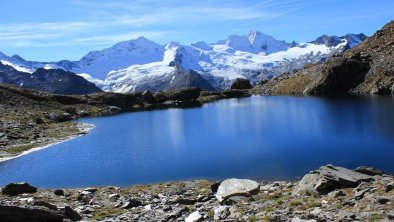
[0,31,367,93]
[253,21,394,95]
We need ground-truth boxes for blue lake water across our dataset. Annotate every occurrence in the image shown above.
[1,95,394,188]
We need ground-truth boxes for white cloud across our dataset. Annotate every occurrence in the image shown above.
[0,0,302,47]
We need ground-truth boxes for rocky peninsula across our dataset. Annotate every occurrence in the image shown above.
[0,83,250,161]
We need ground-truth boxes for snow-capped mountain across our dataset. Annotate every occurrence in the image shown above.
[0,61,102,95]
[0,31,367,93]
[73,37,165,79]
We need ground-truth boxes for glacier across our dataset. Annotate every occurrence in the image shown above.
[0,32,367,93]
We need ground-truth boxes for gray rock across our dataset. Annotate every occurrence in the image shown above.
[120,198,142,209]
[354,166,385,176]
[108,193,120,200]
[59,112,73,122]
[172,197,197,205]
[385,182,394,193]
[309,207,322,216]
[2,182,37,196]
[83,187,98,193]
[216,178,260,202]
[354,188,370,199]
[33,201,58,210]
[53,189,64,196]
[64,206,82,221]
[292,165,374,195]
[214,206,231,220]
[291,217,316,222]
[328,190,346,198]
[185,211,203,222]
[388,210,394,219]
[165,206,189,221]
[337,210,356,221]
[377,196,391,204]
[0,205,66,222]
[107,106,121,114]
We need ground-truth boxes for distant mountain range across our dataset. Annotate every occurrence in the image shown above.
[0,32,367,94]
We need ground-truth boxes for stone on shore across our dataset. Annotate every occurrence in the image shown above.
[216,178,260,202]
[121,198,142,209]
[214,206,231,220]
[2,182,37,196]
[292,165,374,196]
[185,211,203,222]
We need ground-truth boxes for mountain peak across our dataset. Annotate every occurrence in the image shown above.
[311,34,368,48]
[11,54,26,62]
[165,41,181,49]
[191,41,212,50]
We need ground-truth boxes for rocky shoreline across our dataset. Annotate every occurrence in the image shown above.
[0,165,393,221]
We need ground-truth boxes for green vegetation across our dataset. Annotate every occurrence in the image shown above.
[367,214,385,222]
[288,199,303,208]
[5,144,36,154]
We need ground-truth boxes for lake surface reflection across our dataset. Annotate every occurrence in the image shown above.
[1,95,394,188]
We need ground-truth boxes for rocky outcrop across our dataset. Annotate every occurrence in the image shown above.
[1,183,37,196]
[216,178,260,202]
[166,87,202,101]
[230,78,253,89]
[302,57,369,94]
[292,165,374,195]
[253,21,394,95]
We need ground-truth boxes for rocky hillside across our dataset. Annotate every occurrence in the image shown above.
[0,165,393,221]
[0,62,102,95]
[253,21,394,95]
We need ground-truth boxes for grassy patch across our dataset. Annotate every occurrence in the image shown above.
[306,199,322,209]
[288,199,303,208]
[5,143,36,154]
[92,208,124,221]
[367,214,385,222]
[207,210,214,218]
[198,95,223,104]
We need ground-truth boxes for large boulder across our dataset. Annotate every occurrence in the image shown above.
[2,182,37,196]
[292,165,374,196]
[216,178,260,202]
[0,205,81,222]
[230,78,253,89]
[167,87,202,101]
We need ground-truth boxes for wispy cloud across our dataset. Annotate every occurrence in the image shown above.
[0,0,302,47]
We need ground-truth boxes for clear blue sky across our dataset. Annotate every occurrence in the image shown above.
[1,0,393,61]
